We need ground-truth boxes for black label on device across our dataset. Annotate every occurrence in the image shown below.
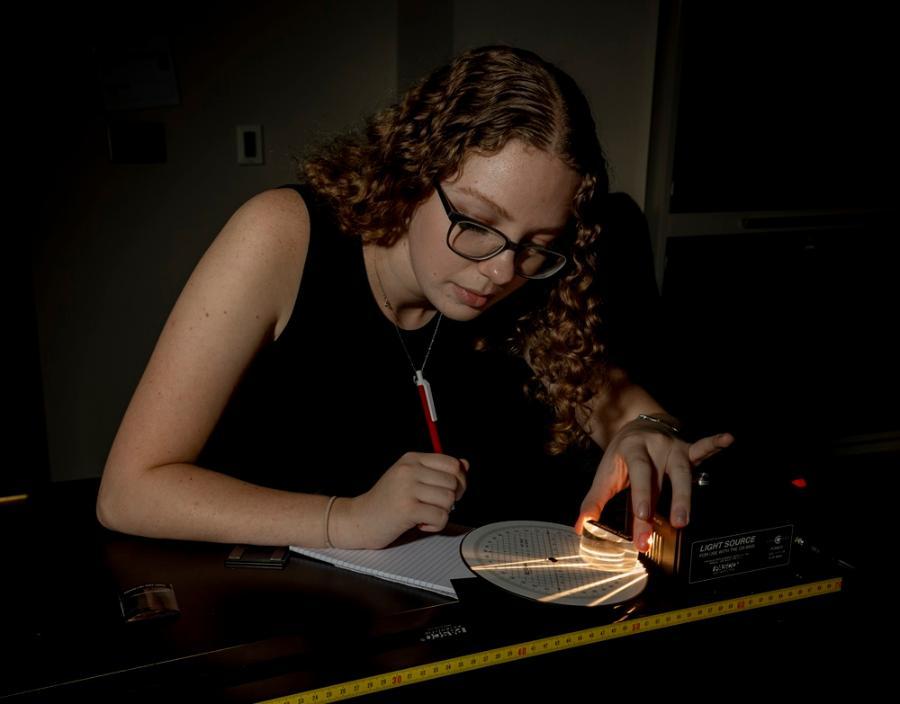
[688,525,793,583]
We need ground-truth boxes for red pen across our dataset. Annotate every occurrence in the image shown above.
[415,370,443,453]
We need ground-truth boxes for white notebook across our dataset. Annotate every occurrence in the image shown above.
[291,527,475,599]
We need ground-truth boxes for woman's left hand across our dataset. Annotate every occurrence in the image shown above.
[574,418,735,552]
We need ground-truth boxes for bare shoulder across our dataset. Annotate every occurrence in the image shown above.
[239,186,310,229]
[217,186,312,339]
[224,186,311,259]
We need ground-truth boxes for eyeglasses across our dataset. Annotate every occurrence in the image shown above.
[433,181,568,280]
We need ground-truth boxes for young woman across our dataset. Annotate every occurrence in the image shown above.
[96,45,733,552]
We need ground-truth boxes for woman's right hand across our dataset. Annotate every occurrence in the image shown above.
[343,452,469,549]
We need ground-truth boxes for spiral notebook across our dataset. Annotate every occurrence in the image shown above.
[290,526,475,598]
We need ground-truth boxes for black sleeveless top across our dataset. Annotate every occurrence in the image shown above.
[195,183,594,526]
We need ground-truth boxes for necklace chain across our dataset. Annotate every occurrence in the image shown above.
[372,246,443,379]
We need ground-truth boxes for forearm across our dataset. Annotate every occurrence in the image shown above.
[96,463,356,548]
[582,365,674,450]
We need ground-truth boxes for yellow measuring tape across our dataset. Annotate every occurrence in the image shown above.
[257,577,841,704]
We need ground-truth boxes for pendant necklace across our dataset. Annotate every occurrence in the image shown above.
[372,246,445,452]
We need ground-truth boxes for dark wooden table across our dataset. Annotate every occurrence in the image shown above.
[1,476,868,702]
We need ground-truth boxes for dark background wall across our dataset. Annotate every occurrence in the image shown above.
[645,3,897,460]
[10,0,900,504]
[12,0,896,495]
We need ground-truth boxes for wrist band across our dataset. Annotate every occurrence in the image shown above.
[637,413,681,434]
[324,495,338,548]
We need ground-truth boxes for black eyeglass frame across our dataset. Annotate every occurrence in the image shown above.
[432,180,568,280]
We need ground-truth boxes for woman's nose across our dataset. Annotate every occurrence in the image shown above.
[478,250,517,285]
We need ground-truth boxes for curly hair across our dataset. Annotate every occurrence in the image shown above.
[295,45,612,455]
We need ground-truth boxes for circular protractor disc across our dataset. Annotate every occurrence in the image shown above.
[460,520,647,607]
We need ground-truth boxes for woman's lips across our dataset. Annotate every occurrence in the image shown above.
[452,283,493,309]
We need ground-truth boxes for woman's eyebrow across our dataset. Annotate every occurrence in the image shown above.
[456,186,513,220]
[455,186,567,233]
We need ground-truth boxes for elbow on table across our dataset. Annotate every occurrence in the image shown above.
[95,472,122,533]
[95,464,144,535]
